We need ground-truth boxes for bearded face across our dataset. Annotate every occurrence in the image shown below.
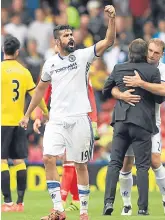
[61,38,76,53]
[58,30,76,53]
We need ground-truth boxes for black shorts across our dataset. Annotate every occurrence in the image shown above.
[1,126,28,159]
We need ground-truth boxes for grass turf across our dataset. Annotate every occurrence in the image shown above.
[1,191,165,220]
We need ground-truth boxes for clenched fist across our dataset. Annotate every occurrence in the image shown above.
[104,5,116,18]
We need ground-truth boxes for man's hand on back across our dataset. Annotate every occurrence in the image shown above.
[123,70,143,87]
[120,89,141,106]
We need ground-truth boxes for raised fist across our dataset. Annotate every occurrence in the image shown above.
[104,5,116,18]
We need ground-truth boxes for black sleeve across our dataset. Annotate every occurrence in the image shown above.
[151,68,164,104]
[102,67,116,99]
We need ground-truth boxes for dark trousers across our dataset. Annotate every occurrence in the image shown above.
[104,122,152,210]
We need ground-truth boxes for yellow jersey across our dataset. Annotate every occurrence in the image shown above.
[1,60,36,126]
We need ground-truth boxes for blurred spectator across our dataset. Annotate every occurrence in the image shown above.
[89,58,108,112]
[53,1,68,25]
[87,0,107,43]
[153,19,165,42]
[143,20,156,42]
[73,29,85,49]
[129,0,151,38]
[103,37,128,73]
[54,1,80,28]
[44,36,56,60]
[112,0,130,16]
[67,4,80,28]
[28,8,53,55]
[43,5,54,23]
[19,39,44,84]
[4,13,28,47]
[150,0,165,26]
[1,8,9,25]
[153,19,165,63]
[116,16,135,47]
[1,25,7,47]
[80,14,94,47]
[9,0,32,25]
[41,0,60,15]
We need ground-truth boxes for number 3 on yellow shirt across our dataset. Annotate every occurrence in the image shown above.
[12,80,20,101]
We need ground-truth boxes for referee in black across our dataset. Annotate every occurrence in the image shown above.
[102,39,163,215]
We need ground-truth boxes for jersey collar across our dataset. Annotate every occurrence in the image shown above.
[58,53,64,60]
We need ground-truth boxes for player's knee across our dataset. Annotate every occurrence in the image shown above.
[43,155,56,166]
[121,156,134,172]
[75,163,87,173]
[151,153,161,169]
[13,159,24,165]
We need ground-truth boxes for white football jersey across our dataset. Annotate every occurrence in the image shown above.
[156,62,165,127]
[41,45,98,120]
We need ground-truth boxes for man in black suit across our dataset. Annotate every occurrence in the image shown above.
[102,39,163,216]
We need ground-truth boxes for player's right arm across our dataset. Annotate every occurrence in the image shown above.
[25,69,49,115]
[95,5,116,57]
[20,63,51,129]
[123,70,165,96]
[28,89,49,115]
[20,80,50,129]
[33,85,52,134]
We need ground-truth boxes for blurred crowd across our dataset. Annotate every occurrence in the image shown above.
[1,0,165,163]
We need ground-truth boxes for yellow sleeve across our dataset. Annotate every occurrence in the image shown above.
[26,70,36,91]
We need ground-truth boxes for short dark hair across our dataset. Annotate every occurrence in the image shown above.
[129,38,148,63]
[53,25,73,39]
[4,35,20,55]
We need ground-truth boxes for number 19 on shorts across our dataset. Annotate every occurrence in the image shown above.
[81,150,90,162]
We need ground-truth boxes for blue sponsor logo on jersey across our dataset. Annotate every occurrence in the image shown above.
[50,62,77,74]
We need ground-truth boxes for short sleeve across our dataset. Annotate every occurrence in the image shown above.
[41,61,51,82]
[81,45,99,63]
[26,70,36,91]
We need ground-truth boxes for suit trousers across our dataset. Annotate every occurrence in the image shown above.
[104,121,152,210]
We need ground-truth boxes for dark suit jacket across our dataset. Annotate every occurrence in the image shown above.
[103,62,163,134]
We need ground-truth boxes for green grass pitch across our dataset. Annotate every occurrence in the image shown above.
[1,191,165,220]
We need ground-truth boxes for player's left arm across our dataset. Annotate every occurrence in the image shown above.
[123,70,165,96]
[95,5,116,57]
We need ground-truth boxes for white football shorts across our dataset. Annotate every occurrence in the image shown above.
[43,115,94,163]
[125,130,162,156]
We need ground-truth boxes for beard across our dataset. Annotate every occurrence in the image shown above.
[60,39,76,53]
[65,45,75,53]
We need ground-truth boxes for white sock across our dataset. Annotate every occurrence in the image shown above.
[78,184,90,215]
[5,202,13,206]
[47,181,64,212]
[153,165,165,201]
[119,171,133,206]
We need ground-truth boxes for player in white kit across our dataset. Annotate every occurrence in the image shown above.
[111,38,165,215]
[19,5,116,220]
